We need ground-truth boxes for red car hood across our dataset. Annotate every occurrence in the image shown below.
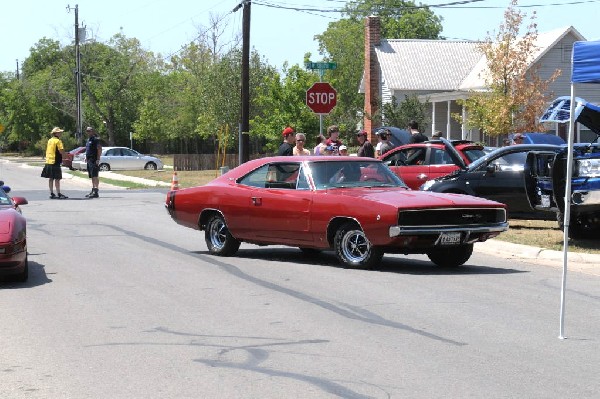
[327,187,504,208]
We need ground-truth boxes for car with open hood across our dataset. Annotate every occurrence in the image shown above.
[165,156,508,269]
[379,139,487,190]
[421,142,562,220]
[525,97,600,237]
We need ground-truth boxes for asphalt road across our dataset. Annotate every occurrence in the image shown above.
[1,160,600,398]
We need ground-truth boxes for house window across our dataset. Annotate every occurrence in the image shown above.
[562,45,572,63]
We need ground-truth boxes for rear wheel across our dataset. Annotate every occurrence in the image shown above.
[427,244,473,267]
[334,222,383,269]
[13,255,28,282]
[99,163,111,172]
[205,214,240,256]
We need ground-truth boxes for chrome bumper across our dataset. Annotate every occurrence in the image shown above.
[389,223,509,237]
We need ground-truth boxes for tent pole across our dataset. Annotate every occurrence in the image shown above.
[559,85,577,340]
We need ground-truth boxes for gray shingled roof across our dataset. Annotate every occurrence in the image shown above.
[375,39,483,91]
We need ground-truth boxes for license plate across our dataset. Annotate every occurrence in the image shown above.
[541,194,550,208]
[438,232,462,246]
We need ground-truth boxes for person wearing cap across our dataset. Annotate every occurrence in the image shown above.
[356,130,374,158]
[41,127,69,199]
[325,125,343,155]
[511,133,526,145]
[84,126,102,198]
[339,145,349,156]
[293,132,310,156]
[375,128,395,157]
[432,130,443,140]
[277,126,295,156]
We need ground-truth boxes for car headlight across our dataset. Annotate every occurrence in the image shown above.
[575,159,600,177]
[420,180,436,191]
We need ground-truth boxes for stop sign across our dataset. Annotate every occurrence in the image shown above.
[306,82,337,114]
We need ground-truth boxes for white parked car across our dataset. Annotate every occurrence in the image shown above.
[71,147,164,171]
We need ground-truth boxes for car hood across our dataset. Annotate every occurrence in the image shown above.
[328,187,503,208]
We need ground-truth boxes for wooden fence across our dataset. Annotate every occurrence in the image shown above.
[173,153,268,171]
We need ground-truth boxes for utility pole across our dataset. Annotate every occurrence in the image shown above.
[15,59,19,80]
[67,4,83,144]
[234,0,251,164]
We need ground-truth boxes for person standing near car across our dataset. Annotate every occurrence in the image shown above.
[277,126,295,156]
[325,125,343,155]
[356,130,375,158]
[85,126,102,198]
[41,127,69,199]
[409,120,428,143]
[375,128,395,157]
[293,132,311,156]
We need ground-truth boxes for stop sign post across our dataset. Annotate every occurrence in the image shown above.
[306,82,337,114]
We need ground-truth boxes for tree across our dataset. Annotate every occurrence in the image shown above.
[381,94,430,129]
[457,0,561,137]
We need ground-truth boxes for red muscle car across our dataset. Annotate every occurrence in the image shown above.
[0,184,28,282]
[165,157,508,269]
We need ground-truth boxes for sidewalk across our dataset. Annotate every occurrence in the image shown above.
[475,239,600,276]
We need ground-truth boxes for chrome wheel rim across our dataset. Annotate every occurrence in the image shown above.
[209,219,227,250]
[341,229,370,263]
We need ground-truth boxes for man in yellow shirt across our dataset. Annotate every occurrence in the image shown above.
[41,127,69,199]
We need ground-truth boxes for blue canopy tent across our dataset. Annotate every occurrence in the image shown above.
[539,40,600,339]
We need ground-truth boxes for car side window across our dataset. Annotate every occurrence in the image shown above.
[431,148,453,165]
[238,163,301,189]
[384,151,407,167]
[106,149,116,156]
[405,148,426,165]
[122,149,136,156]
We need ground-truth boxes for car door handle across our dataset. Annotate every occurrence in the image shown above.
[251,197,262,206]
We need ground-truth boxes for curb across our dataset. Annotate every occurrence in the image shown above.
[475,239,600,276]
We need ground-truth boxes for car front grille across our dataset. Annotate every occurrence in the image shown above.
[398,208,506,226]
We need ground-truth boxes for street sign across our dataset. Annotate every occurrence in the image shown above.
[305,61,337,70]
[306,82,337,114]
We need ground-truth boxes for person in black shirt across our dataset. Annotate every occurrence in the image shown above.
[409,120,428,143]
[84,127,102,198]
[356,130,375,158]
[277,126,295,156]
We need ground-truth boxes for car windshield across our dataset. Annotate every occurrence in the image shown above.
[467,150,528,171]
[308,160,406,189]
[463,148,487,163]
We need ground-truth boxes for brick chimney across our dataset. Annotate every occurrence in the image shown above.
[364,16,381,143]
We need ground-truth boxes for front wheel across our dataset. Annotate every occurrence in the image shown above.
[427,244,473,267]
[334,222,383,269]
[99,163,111,172]
[205,214,240,256]
[144,162,157,170]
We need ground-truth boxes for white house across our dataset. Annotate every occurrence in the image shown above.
[361,16,600,144]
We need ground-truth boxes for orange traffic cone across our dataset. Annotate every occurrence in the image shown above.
[170,171,180,191]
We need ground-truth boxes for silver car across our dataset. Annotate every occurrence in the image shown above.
[71,147,164,171]
[98,147,163,171]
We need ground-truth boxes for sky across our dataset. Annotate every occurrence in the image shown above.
[2,0,600,74]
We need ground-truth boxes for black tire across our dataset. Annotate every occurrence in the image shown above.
[427,244,473,267]
[144,162,157,170]
[334,222,383,269]
[13,255,28,282]
[99,163,111,172]
[205,214,240,256]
